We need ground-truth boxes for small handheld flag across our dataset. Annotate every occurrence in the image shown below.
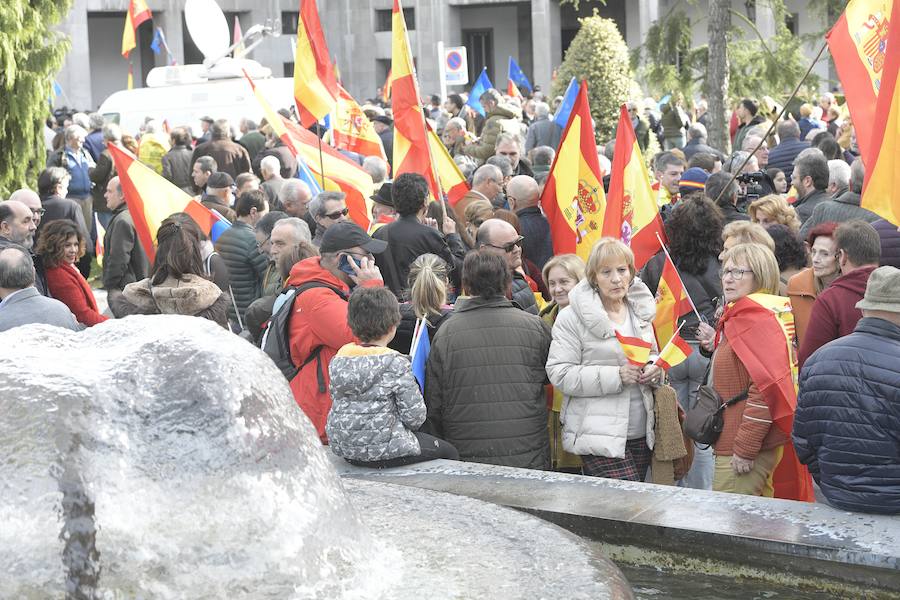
[466,68,495,117]
[615,331,653,366]
[654,322,693,371]
[410,318,431,391]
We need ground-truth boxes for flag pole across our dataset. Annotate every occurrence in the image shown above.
[653,321,686,364]
[655,232,703,323]
[712,41,829,207]
[315,123,326,188]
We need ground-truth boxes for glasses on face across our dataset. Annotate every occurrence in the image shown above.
[722,267,753,281]
[32,208,46,217]
[256,236,270,250]
[324,208,349,220]
[485,235,524,253]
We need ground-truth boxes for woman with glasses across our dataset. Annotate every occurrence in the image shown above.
[700,243,808,498]
[546,238,662,482]
[786,222,840,344]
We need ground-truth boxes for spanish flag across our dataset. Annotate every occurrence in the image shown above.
[652,253,694,349]
[294,0,340,128]
[539,80,607,262]
[826,0,893,167]
[426,123,470,206]
[391,0,442,202]
[606,104,666,269]
[107,143,227,263]
[615,331,653,366]
[332,84,387,162]
[860,0,900,224]
[382,69,393,103]
[655,332,692,371]
[245,71,374,230]
[121,0,152,58]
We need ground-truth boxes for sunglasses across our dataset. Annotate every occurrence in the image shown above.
[485,235,524,253]
[324,208,350,220]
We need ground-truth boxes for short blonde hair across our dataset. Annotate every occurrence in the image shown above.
[722,221,775,252]
[464,199,494,229]
[721,243,780,295]
[748,194,801,232]
[799,103,814,118]
[585,238,635,289]
[542,253,586,288]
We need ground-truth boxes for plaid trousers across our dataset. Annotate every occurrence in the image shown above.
[581,437,651,482]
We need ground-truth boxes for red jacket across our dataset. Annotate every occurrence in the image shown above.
[798,265,876,369]
[45,263,108,326]
[285,257,382,442]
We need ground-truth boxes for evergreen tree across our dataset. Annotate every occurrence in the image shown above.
[550,14,634,140]
[0,0,71,198]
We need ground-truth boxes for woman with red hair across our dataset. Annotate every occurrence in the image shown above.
[786,221,840,344]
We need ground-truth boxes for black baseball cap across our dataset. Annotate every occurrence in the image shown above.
[370,182,394,208]
[320,221,387,254]
[207,172,234,189]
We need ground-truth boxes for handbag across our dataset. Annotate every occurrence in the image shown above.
[683,356,749,446]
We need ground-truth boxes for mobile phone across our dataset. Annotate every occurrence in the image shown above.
[338,254,358,277]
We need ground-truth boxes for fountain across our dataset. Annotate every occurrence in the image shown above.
[0,316,629,599]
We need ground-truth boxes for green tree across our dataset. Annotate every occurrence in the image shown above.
[550,13,634,140]
[0,0,71,197]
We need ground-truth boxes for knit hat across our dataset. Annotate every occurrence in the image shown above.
[855,266,900,313]
[678,167,709,196]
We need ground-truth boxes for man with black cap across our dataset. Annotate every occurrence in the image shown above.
[202,172,237,223]
[368,181,396,234]
[371,115,394,168]
[283,220,386,442]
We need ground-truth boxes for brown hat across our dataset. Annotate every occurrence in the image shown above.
[855,266,900,313]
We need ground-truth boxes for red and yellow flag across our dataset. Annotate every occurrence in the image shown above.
[826,0,893,167]
[121,0,152,58]
[245,72,374,230]
[606,104,666,269]
[655,333,692,371]
[382,69,393,103]
[861,0,900,224]
[539,80,607,262]
[333,84,387,162]
[391,0,441,202]
[108,143,224,263]
[427,124,470,206]
[652,253,694,349]
[294,0,340,128]
[507,80,523,100]
[615,331,653,366]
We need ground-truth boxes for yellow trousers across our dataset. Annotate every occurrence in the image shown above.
[713,446,783,497]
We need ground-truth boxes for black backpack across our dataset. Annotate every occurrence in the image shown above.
[261,281,348,385]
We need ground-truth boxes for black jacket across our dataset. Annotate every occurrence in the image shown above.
[794,317,900,514]
[640,252,721,340]
[102,205,149,291]
[252,144,297,179]
[214,221,269,322]
[717,202,750,225]
[423,295,552,469]
[767,137,809,185]
[873,219,900,269]
[793,188,830,224]
[161,145,194,193]
[372,215,465,297]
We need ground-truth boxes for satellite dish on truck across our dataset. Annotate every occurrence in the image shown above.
[185,0,230,60]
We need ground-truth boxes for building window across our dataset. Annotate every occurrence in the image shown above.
[375,8,414,32]
[284,63,294,78]
[785,12,799,36]
[282,11,299,35]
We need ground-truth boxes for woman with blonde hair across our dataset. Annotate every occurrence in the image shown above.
[546,238,662,481]
[462,200,494,250]
[540,253,586,471]
[388,253,453,354]
[697,243,812,500]
[719,221,774,261]
[748,195,801,233]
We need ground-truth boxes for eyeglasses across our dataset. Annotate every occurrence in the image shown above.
[256,236,270,250]
[31,208,46,216]
[484,235,524,253]
[324,208,349,220]
[722,267,753,281]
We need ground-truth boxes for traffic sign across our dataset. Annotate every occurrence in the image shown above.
[444,46,468,86]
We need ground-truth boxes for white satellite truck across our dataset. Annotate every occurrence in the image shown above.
[98,0,294,135]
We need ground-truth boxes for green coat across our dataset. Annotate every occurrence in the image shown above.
[462,104,518,162]
[214,221,269,322]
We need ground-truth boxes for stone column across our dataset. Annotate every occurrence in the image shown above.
[56,0,93,110]
[531,0,561,92]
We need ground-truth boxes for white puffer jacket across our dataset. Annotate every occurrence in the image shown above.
[546,277,658,458]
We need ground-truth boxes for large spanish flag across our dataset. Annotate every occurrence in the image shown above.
[245,71,374,230]
[652,253,694,349]
[426,124,470,206]
[861,0,900,224]
[294,0,340,128]
[333,84,388,162]
[108,144,227,263]
[826,0,893,167]
[539,80,607,262]
[391,0,441,202]
[606,104,666,269]
[121,0,152,58]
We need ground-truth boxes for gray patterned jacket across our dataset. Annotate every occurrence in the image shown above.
[326,343,425,461]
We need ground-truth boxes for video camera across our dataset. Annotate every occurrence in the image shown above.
[736,171,776,211]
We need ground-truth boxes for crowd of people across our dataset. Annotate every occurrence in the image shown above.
[1,85,898,515]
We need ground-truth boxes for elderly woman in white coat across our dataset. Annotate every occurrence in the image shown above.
[546,238,662,481]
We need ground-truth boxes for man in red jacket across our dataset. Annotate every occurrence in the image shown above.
[285,221,386,442]
[799,220,881,368]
